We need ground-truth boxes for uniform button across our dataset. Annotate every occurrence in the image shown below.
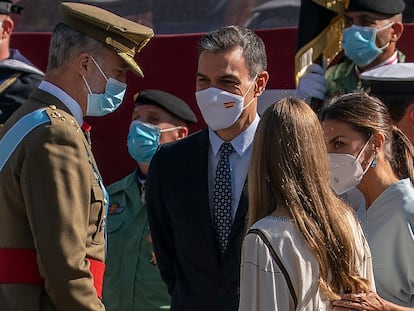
[217,288,226,297]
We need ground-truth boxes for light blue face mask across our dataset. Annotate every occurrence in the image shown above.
[83,56,127,117]
[342,22,393,67]
[127,120,182,164]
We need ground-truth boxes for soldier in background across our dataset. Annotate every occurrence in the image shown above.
[0,0,44,124]
[296,0,406,103]
[103,89,197,311]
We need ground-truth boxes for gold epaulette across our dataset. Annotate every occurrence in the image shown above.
[46,105,80,132]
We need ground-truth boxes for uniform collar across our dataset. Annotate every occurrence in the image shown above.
[38,80,83,125]
[355,51,398,77]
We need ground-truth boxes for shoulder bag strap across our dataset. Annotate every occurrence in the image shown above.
[247,228,298,309]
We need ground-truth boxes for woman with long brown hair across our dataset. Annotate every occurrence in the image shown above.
[321,92,414,311]
[239,97,374,310]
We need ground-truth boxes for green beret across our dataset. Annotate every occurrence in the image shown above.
[60,2,154,77]
[0,0,22,14]
[361,63,414,95]
[348,0,405,15]
[134,89,198,125]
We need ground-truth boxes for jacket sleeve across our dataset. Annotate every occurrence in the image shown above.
[22,123,105,311]
[146,145,176,296]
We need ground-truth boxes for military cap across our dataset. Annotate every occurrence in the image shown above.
[347,0,406,15]
[0,0,23,14]
[60,2,154,77]
[134,89,198,125]
[361,63,414,95]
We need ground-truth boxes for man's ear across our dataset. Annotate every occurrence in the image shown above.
[177,126,189,140]
[254,71,269,97]
[1,18,13,37]
[77,52,93,77]
[391,22,404,42]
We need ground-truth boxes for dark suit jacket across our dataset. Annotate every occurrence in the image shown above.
[146,128,249,311]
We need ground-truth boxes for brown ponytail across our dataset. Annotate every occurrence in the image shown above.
[390,126,414,185]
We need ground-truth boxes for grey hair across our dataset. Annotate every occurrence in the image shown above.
[47,23,106,72]
[198,25,267,79]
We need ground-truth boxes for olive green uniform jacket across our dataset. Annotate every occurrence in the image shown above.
[325,51,406,97]
[0,89,106,311]
[103,169,170,311]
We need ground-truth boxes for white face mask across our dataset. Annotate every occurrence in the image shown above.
[328,138,373,195]
[195,76,257,130]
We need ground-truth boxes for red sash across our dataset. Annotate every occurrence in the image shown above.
[0,248,105,299]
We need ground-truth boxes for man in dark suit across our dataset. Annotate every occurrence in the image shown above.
[146,25,269,311]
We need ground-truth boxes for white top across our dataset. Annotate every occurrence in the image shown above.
[365,178,414,306]
[239,214,375,311]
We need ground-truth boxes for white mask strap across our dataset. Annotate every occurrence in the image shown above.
[160,126,183,133]
[242,74,258,110]
[377,21,395,32]
[90,55,108,81]
[377,22,394,50]
[356,138,374,174]
[244,74,258,98]
[356,138,370,161]
[82,75,92,94]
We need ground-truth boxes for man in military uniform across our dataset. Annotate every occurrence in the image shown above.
[361,62,414,144]
[103,89,197,311]
[0,2,153,311]
[296,0,406,102]
[0,0,44,124]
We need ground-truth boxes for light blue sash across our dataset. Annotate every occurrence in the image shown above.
[0,107,109,252]
[0,108,49,171]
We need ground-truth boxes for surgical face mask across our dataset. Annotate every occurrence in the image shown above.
[342,22,394,67]
[195,76,257,130]
[127,120,182,164]
[83,55,127,117]
[328,139,373,195]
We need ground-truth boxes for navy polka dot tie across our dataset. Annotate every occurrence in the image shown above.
[214,142,234,255]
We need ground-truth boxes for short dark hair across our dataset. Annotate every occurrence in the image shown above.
[197,25,267,79]
[377,94,414,123]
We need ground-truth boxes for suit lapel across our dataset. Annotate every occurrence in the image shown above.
[191,129,218,250]
[193,129,249,260]
[225,180,248,258]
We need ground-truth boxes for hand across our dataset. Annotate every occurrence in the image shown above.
[331,292,389,311]
[295,64,327,103]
